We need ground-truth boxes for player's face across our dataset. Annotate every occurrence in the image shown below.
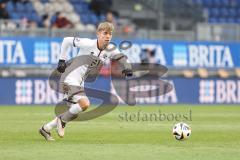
[97,30,112,47]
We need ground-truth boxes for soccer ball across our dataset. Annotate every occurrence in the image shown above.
[172,122,191,140]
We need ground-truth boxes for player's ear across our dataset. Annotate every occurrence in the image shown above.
[96,31,100,38]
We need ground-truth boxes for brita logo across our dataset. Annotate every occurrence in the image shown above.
[173,44,234,68]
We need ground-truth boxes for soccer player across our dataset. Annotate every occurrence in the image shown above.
[39,22,133,141]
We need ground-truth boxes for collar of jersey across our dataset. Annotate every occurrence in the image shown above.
[96,39,106,52]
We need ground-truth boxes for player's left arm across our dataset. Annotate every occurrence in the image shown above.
[111,53,133,77]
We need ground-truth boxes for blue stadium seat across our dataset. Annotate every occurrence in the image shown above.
[237,8,240,15]
[30,13,41,23]
[16,2,25,12]
[229,8,237,17]
[220,8,229,17]
[10,13,20,20]
[40,0,49,3]
[50,14,57,24]
[222,0,229,7]
[80,14,89,24]
[227,18,235,23]
[212,0,222,7]
[236,18,240,24]
[218,17,227,23]
[204,0,213,7]
[99,14,106,21]
[26,2,34,12]
[70,0,84,2]
[209,8,220,17]
[81,3,89,11]
[90,14,98,25]
[6,1,15,12]
[209,17,218,23]
[235,0,240,7]
[75,4,84,13]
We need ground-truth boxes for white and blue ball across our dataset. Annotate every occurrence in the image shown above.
[172,122,191,140]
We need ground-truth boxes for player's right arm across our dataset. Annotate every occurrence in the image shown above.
[59,37,75,61]
[57,37,74,73]
[57,37,72,73]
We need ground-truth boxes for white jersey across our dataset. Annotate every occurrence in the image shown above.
[59,37,120,86]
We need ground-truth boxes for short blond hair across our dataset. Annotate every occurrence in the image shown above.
[97,22,114,33]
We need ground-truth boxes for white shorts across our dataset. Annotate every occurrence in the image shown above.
[62,83,87,103]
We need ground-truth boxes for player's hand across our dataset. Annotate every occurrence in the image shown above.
[57,59,67,73]
[122,69,133,78]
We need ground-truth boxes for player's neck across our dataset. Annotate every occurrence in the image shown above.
[97,39,106,51]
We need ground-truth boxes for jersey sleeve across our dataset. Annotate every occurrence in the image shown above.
[73,37,93,49]
[59,37,93,60]
[59,37,74,60]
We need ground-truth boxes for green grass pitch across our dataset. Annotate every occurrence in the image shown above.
[0,105,240,160]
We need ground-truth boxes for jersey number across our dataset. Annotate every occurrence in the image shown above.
[90,59,101,67]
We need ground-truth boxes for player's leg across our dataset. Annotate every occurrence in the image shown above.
[39,126,55,141]
[39,117,57,141]
[39,83,72,141]
[57,95,90,137]
[43,117,58,132]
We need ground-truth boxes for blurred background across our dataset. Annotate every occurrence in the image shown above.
[0,0,240,105]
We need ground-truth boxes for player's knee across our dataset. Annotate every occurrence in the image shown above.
[81,101,90,111]
[78,98,90,111]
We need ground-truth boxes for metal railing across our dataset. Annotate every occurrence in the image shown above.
[1,19,240,41]
[196,23,240,42]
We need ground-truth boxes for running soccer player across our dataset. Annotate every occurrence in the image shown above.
[39,22,133,141]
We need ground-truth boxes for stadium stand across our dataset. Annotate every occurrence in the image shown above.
[1,0,240,41]
[193,0,240,24]
[0,0,133,31]
[1,0,240,30]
